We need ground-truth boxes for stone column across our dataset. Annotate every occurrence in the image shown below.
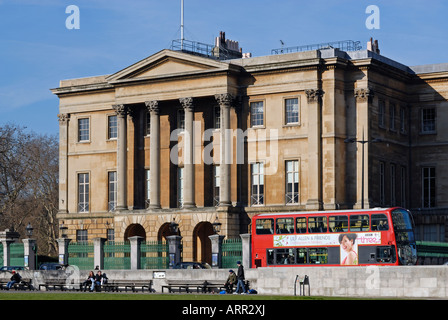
[179,97,196,208]
[166,235,182,269]
[129,236,144,270]
[57,113,70,213]
[354,88,374,209]
[208,234,225,268]
[57,237,72,266]
[215,93,233,207]
[23,238,37,270]
[93,237,106,270]
[305,89,324,210]
[113,104,128,211]
[145,101,161,209]
[240,233,251,269]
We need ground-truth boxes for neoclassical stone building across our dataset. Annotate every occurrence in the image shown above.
[52,37,448,263]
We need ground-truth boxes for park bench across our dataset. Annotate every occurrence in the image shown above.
[0,278,34,291]
[102,280,154,293]
[202,280,227,293]
[161,280,208,293]
[38,279,74,291]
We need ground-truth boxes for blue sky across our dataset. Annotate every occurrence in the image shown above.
[1,0,447,136]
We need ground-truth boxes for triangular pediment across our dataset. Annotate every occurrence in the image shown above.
[106,49,231,83]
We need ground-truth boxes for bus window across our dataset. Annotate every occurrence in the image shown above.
[308,217,327,233]
[350,215,369,232]
[329,215,348,232]
[371,214,389,231]
[295,248,308,264]
[267,249,275,265]
[276,218,294,234]
[309,248,328,264]
[296,217,307,233]
[276,248,294,264]
[256,219,274,235]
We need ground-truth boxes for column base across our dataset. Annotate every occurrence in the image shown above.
[305,199,323,211]
[148,204,161,210]
[182,203,197,209]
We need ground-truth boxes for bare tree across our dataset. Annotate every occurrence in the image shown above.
[0,124,59,256]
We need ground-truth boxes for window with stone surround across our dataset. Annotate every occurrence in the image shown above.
[251,162,264,205]
[78,118,90,142]
[285,98,299,125]
[78,172,89,213]
[250,101,264,127]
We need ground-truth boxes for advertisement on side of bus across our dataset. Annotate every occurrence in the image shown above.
[273,232,381,265]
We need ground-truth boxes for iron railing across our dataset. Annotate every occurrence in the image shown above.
[271,40,362,55]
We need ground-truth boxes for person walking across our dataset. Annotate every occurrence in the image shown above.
[234,261,247,294]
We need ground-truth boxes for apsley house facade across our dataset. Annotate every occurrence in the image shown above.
[52,36,448,264]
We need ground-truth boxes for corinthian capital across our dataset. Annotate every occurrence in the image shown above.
[215,93,234,107]
[179,97,194,112]
[145,100,159,114]
[305,89,324,103]
[354,88,374,102]
[57,113,70,124]
[112,104,128,116]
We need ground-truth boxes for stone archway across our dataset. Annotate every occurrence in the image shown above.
[193,222,214,264]
[124,223,146,241]
[157,222,181,241]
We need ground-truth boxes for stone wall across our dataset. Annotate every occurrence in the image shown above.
[4,266,448,299]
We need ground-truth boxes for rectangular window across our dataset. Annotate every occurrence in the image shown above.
[379,162,385,206]
[400,107,406,133]
[78,118,90,142]
[76,229,88,243]
[145,169,150,208]
[251,162,264,205]
[309,248,328,264]
[276,218,294,234]
[78,173,89,212]
[108,171,117,212]
[371,214,389,231]
[421,108,436,133]
[295,217,307,234]
[285,98,299,124]
[177,109,185,131]
[177,167,184,208]
[350,215,370,232]
[285,160,299,204]
[255,219,274,235]
[378,100,385,127]
[401,166,406,207]
[422,167,436,208]
[214,105,221,129]
[107,228,115,242]
[108,115,118,139]
[308,217,327,233]
[389,103,396,131]
[390,164,396,206]
[275,248,295,265]
[329,215,348,233]
[145,112,151,136]
[213,165,220,207]
[250,101,264,127]
[295,248,308,264]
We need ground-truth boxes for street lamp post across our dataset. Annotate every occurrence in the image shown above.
[345,132,382,209]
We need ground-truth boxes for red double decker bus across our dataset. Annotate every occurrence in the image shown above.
[251,207,417,267]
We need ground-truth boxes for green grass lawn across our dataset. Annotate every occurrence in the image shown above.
[0,291,347,300]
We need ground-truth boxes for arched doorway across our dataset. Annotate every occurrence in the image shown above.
[193,222,214,264]
[124,223,146,241]
[158,222,181,241]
